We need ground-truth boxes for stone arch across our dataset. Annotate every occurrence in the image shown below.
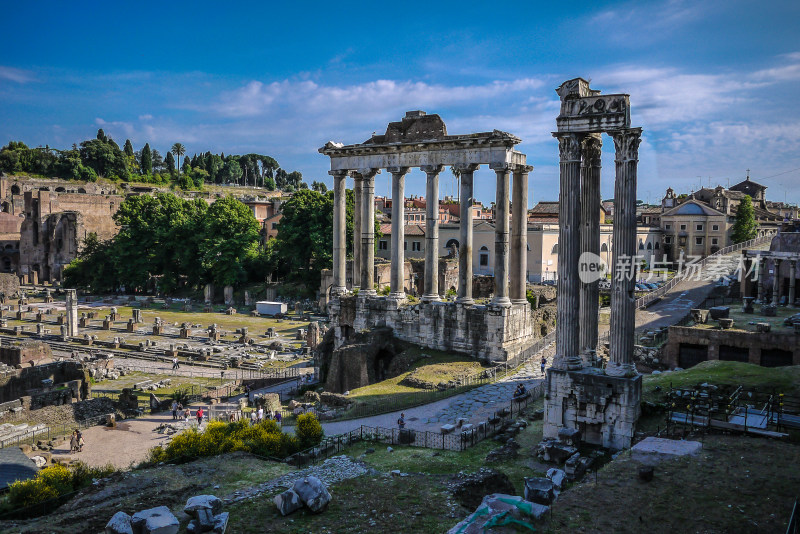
[55,187,66,192]
[646,242,652,250]
[551,243,559,255]
[10,184,20,195]
[78,188,87,194]
[372,347,395,382]
[601,243,608,253]
[445,238,459,249]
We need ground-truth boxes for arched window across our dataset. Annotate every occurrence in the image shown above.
[638,239,644,250]
[646,242,652,250]
[601,243,608,253]
[551,243,559,255]
[479,245,489,267]
[445,238,459,250]
[10,185,20,195]
[655,242,660,250]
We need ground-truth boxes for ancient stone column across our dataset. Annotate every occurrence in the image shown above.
[579,134,602,363]
[65,288,78,337]
[330,170,348,296]
[606,128,642,378]
[360,169,379,296]
[789,259,797,308]
[552,133,583,371]
[422,165,444,302]
[510,165,532,304]
[756,255,767,303]
[491,163,512,307]
[456,164,479,304]
[772,258,783,306]
[352,173,363,289]
[388,167,410,300]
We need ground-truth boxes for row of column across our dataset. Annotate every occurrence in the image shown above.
[551,128,642,377]
[329,164,532,307]
[754,255,798,307]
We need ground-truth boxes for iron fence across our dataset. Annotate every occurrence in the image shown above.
[0,413,109,450]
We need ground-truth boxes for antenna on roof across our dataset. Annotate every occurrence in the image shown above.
[746,169,750,181]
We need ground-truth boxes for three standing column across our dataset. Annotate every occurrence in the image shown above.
[510,165,532,304]
[552,133,584,371]
[456,164,478,304]
[389,167,410,300]
[491,164,512,307]
[579,135,602,362]
[606,128,642,378]
[422,165,444,302]
[330,170,348,296]
[359,169,379,296]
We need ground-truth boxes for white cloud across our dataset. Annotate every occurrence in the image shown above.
[0,66,35,84]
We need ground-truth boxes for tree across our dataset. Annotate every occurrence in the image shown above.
[731,195,758,244]
[199,196,261,287]
[171,143,186,174]
[182,156,191,175]
[264,176,276,191]
[123,139,134,157]
[165,151,176,174]
[311,181,327,193]
[151,149,164,172]
[219,159,242,184]
[141,143,153,175]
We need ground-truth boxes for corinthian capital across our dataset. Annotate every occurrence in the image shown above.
[553,132,583,162]
[611,128,642,162]
[581,134,602,165]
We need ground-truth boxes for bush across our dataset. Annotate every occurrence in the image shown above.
[6,462,115,509]
[296,413,323,450]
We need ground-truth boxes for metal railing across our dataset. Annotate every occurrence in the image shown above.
[634,231,775,309]
[0,413,109,450]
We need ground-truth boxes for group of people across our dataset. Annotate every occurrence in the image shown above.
[69,429,84,453]
[250,407,282,425]
[170,400,200,423]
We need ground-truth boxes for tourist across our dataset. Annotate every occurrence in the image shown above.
[70,430,78,453]
[196,407,204,426]
[250,411,257,425]
[397,412,406,429]
[541,357,547,376]
[77,430,84,452]
[257,407,264,422]
[172,357,179,370]
[183,407,190,421]
[275,411,282,425]
[171,400,178,421]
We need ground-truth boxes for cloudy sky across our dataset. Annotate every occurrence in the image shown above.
[1,0,799,206]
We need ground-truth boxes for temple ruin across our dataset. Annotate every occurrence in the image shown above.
[542,78,643,450]
[319,111,536,362]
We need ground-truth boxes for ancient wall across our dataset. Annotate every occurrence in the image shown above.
[0,340,52,367]
[332,296,536,363]
[663,325,800,368]
[0,273,20,296]
[0,360,88,404]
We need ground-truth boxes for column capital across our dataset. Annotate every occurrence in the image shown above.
[513,164,534,174]
[420,164,445,175]
[552,132,583,162]
[581,134,603,163]
[611,127,643,162]
[387,166,410,175]
[453,163,479,173]
[489,162,512,172]
[328,169,349,178]
[357,168,381,178]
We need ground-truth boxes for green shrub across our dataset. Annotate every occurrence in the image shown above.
[6,462,115,510]
[296,413,323,450]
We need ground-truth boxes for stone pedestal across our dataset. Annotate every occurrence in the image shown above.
[102,317,112,330]
[543,368,641,450]
[127,319,135,332]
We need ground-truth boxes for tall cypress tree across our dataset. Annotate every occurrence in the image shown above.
[731,195,758,243]
[141,143,153,175]
[123,139,134,157]
[165,151,176,174]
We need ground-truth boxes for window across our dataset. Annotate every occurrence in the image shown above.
[271,222,278,230]
[712,224,719,231]
[712,238,718,245]
[412,241,421,251]
[695,237,703,245]
[680,224,687,231]
[696,224,703,231]
[647,242,652,250]
[655,242,660,249]
[404,241,407,250]
[664,236,672,244]
[379,240,388,250]
[551,243,559,255]
[480,254,488,266]
[665,224,672,230]
[601,243,608,252]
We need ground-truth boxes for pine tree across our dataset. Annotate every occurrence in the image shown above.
[123,139,134,157]
[141,143,153,175]
[731,195,758,244]
[165,151,176,174]
[182,156,191,174]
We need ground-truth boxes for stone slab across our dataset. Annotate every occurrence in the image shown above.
[631,437,702,465]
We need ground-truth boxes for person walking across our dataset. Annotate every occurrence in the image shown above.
[250,411,257,425]
[275,410,282,425]
[183,407,190,421]
[171,400,178,421]
[70,431,78,453]
[541,357,547,376]
[172,357,179,370]
[77,430,84,452]
[196,408,204,426]
[257,407,264,423]
[397,412,406,430]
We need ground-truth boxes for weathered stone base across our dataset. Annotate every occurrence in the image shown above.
[543,368,641,450]
[330,295,535,363]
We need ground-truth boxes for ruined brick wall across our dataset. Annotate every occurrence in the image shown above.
[0,340,52,367]
[663,325,800,368]
[0,360,87,404]
[0,272,20,296]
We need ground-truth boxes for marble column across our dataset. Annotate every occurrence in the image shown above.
[606,128,642,378]
[360,169,379,296]
[491,163,512,307]
[772,258,782,306]
[510,165,532,304]
[352,173,363,289]
[456,164,479,304]
[330,170,348,296]
[579,135,602,363]
[552,133,583,371]
[789,259,797,308]
[389,166,410,300]
[422,165,444,302]
[756,255,767,303]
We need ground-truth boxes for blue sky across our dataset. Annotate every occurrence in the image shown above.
[1,0,799,206]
